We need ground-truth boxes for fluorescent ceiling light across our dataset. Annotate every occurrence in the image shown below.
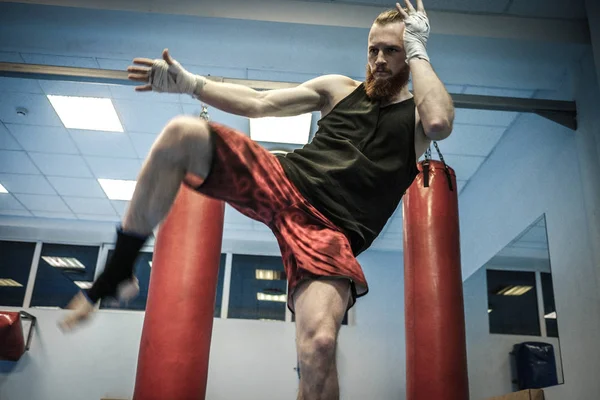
[496,285,533,296]
[74,281,93,289]
[255,269,285,281]
[98,179,136,201]
[42,256,85,269]
[257,292,287,303]
[0,278,23,287]
[0,183,7,193]
[249,113,312,145]
[47,95,124,132]
[544,311,557,319]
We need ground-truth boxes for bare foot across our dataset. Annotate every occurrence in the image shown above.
[59,291,95,332]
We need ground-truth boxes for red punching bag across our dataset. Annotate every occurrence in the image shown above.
[402,159,469,400]
[133,184,225,400]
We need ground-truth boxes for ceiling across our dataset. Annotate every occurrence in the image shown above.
[0,0,591,252]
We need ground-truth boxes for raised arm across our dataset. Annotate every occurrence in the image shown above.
[128,49,344,119]
[398,0,454,141]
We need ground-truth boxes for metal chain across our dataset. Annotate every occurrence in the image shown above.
[199,104,210,121]
[433,141,446,165]
[424,146,432,161]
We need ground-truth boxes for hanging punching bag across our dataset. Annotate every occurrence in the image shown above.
[402,159,469,400]
[133,185,225,400]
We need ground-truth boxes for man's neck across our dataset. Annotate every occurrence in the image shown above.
[380,86,413,107]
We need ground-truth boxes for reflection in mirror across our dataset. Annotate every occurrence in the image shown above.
[463,214,563,400]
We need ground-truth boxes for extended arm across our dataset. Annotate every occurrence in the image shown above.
[128,49,340,119]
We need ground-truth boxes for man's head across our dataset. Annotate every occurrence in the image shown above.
[365,9,410,101]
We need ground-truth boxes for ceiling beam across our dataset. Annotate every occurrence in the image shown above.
[0,0,590,44]
[0,62,578,130]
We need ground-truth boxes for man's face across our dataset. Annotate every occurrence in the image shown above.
[365,22,410,100]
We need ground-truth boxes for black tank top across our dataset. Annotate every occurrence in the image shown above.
[277,83,419,255]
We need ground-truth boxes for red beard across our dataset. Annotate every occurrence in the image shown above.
[365,63,410,101]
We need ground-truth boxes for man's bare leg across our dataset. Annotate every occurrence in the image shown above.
[60,116,213,330]
[294,278,351,400]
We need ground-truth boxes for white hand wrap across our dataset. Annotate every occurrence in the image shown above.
[404,11,431,63]
[149,59,206,96]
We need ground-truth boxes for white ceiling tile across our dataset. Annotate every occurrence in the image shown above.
[38,81,112,98]
[128,132,157,159]
[437,124,506,157]
[6,124,79,154]
[463,86,535,99]
[0,193,25,210]
[28,153,93,178]
[0,209,32,217]
[76,214,121,222]
[85,157,142,180]
[13,194,70,212]
[31,211,77,220]
[442,155,485,181]
[0,77,43,94]
[454,109,519,127]
[0,150,40,174]
[0,173,56,195]
[111,200,129,217]
[20,53,99,68]
[0,52,24,63]
[457,180,467,193]
[46,176,106,198]
[0,124,22,150]
[69,129,137,158]
[0,92,63,126]
[113,99,182,133]
[63,197,116,215]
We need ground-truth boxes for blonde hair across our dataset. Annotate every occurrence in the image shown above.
[374,8,406,25]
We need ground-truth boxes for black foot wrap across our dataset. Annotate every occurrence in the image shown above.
[86,227,148,303]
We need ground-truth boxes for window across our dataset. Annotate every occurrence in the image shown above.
[541,272,559,338]
[100,251,226,316]
[100,250,153,311]
[0,240,36,306]
[487,269,540,336]
[30,243,99,308]
[228,254,287,321]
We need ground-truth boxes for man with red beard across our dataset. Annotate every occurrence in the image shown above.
[62,1,453,399]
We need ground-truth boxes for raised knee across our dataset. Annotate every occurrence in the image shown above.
[152,116,210,161]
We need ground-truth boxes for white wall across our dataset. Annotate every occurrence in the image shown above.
[0,224,407,400]
[458,50,600,400]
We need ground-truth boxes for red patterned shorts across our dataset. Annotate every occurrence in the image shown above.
[184,122,368,312]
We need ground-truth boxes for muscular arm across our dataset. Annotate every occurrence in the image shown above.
[194,75,349,119]
[409,58,454,141]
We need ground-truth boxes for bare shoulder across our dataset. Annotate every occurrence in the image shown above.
[303,74,360,115]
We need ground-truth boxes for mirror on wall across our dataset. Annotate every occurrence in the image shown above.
[463,214,563,399]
